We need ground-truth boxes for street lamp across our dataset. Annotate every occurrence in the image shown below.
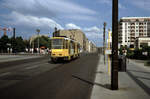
[36,29,40,54]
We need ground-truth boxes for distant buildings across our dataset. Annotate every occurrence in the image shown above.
[53,29,97,53]
[107,30,112,49]
[106,30,112,55]
[118,17,150,48]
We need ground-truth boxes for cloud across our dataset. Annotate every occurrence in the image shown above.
[3,11,102,46]
[65,23,81,29]
[3,11,63,30]
[83,26,103,46]
[83,26,102,39]
[65,23,102,46]
[97,0,126,9]
[98,0,111,4]
[64,15,98,21]
[1,0,97,18]
[65,23,102,39]
[128,0,150,11]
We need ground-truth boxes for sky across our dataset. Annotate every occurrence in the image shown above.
[0,0,150,47]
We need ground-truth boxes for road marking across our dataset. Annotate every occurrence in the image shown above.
[0,72,11,77]
[25,65,41,70]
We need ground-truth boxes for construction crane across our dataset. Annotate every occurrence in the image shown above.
[0,26,12,36]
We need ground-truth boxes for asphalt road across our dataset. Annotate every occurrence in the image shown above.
[0,53,99,99]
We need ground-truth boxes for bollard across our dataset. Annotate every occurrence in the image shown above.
[118,55,126,72]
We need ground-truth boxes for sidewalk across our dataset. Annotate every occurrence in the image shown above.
[90,54,150,99]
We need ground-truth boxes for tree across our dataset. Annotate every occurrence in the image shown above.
[34,36,50,48]
[0,35,10,53]
[142,46,150,59]
[24,40,30,49]
[15,36,25,52]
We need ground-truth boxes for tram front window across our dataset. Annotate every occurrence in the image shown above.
[51,39,63,49]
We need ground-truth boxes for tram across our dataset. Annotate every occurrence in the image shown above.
[50,36,80,62]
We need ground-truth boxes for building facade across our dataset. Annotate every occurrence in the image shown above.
[119,17,150,48]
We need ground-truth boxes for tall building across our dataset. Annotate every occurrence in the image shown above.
[118,17,150,48]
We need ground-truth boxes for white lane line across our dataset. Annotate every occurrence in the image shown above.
[25,65,41,70]
[0,72,11,77]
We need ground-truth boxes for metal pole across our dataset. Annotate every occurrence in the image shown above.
[13,28,16,39]
[38,32,39,54]
[12,28,16,53]
[103,22,106,64]
[36,29,40,54]
[111,0,118,90]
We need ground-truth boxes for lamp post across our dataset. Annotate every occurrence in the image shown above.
[111,0,119,90]
[36,29,40,54]
[103,22,106,64]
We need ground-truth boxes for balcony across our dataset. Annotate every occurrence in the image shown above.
[139,26,143,29]
[119,37,122,39]
[131,23,135,26]
[139,23,144,25]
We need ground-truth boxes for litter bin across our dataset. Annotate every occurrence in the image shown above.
[118,55,126,72]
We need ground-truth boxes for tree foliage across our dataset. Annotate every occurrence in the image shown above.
[0,35,51,53]
[33,36,50,48]
[15,36,26,52]
[0,35,10,53]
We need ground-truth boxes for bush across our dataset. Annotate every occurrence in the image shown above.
[144,61,150,66]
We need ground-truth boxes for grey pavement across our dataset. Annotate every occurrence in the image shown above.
[90,54,150,99]
[0,55,42,62]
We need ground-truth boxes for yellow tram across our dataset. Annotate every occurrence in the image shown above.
[50,36,80,62]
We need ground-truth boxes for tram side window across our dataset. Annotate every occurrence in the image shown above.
[51,39,63,49]
[66,40,68,49]
[70,41,74,49]
[63,40,66,49]
[77,44,80,53]
[74,43,76,52]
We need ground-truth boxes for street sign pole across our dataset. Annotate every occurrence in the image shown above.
[111,0,118,90]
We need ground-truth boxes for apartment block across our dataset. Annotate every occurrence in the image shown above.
[119,17,150,48]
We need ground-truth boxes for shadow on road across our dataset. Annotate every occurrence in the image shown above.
[128,69,150,74]
[134,76,150,81]
[48,58,79,64]
[126,71,150,96]
[72,75,111,90]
